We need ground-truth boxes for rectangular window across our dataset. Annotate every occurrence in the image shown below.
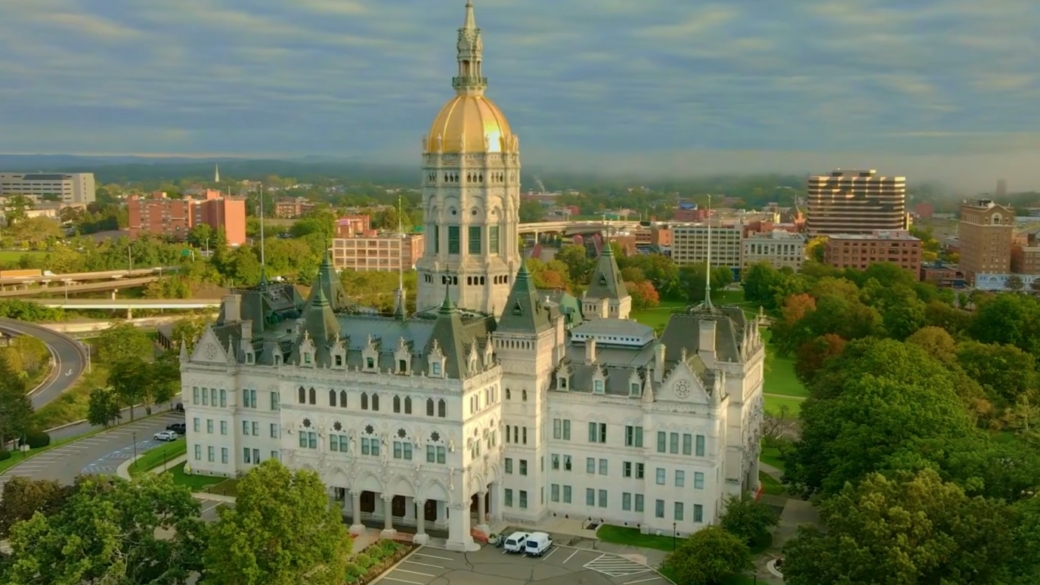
[505,458,513,474]
[243,448,252,464]
[308,432,317,450]
[448,226,460,254]
[220,389,227,407]
[270,423,278,438]
[300,433,309,449]
[635,426,643,447]
[193,418,200,432]
[635,494,644,512]
[489,226,500,254]
[586,457,596,474]
[694,471,705,489]
[696,435,706,457]
[563,485,572,503]
[201,391,208,406]
[437,446,446,464]
[520,459,528,476]
[586,488,595,506]
[683,433,692,456]
[252,422,259,436]
[637,463,645,479]
[519,490,528,509]
[270,391,279,411]
[588,422,606,444]
[505,489,513,507]
[552,454,560,470]
[330,436,339,451]
[598,489,607,508]
[221,447,228,464]
[434,225,440,253]
[394,441,402,459]
[670,432,679,454]
[563,420,571,440]
[675,502,685,522]
[206,419,213,434]
[211,388,217,405]
[655,499,665,518]
[193,387,199,404]
[194,445,201,461]
[564,455,572,471]
[676,470,685,487]
[427,445,435,463]
[523,427,528,445]
[220,421,227,435]
[625,425,641,447]
[271,450,279,461]
[553,419,562,439]
[657,431,666,453]
[622,492,632,511]
[623,461,632,478]
[551,484,560,502]
[694,504,704,523]
[599,458,608,475]
[468,226,481,254]
[242,421,249,436]
[207,446,214,462]
[656,468,665,485]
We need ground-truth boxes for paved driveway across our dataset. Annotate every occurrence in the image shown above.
[381,545,670,585]
[0,412,184,488]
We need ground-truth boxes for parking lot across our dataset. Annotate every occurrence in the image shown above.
[380,544,670,585]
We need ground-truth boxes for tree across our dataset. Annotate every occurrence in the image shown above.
[518,199,545,223]
[187,223,215,250]
[968,293,1040,355]
[202,459,352,585]
[4,474,207,585]
[956,340,1038,407]
[627,280,660,309]
[679,263,733,304]
[0,477,70,538]
[660,526,751,585]
[108,359,149,421]
[793,334,846,385]
[95,322,154,365]
[87,387,122,428]
[555,245,596,284]
[783,469,1021,585]
[1007,274,1025,292]
[0,356,33,447]
[905,325,958,364]
[719,493,778,548]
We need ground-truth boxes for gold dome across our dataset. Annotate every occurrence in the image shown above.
[426,94,513,154]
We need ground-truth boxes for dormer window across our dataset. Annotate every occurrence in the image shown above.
[630,383,640,397]
[304,353,312,365]
[594,380,604,394]
[335,355,343,367]
[398,359,407,373]
[366,357,375,369]
[432,362,442,376]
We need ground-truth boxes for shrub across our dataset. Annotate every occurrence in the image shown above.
[0,449,10,461]
[354,553,373,570]
[22,430,50,449]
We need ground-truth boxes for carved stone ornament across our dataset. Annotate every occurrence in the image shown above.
[204,342,218,360]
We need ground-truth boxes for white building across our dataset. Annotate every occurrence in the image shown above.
[0,172,96,205]
[742,230,806,272]
[180,0,764,553]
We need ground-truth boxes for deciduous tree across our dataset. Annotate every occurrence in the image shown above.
[95,321,154,365]
[0,356,33,447]
[719,493,778,548]
[0,477,70,538]
[660,525,751,585]
[202,459,352,585]
[87,387,122,428]
[793,334,845,385]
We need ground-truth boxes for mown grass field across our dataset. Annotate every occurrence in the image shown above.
[130,438,186,477]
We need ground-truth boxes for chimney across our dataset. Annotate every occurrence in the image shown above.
[699,319,717,365]
[223,294,242,323]
[654,343,667,382]
[585,338,597,365]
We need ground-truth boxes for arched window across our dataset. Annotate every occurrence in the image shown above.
[339,390,347,408]
[427,398,434,416]
[405,397,412,415]
[372,393,380,411]
[298,386,305,404]
[522,389,528,402]
[329,390,337,407]
[393,396,401,413]
[308,388,316,405]
[438,399,446,418]
[361,392,369,410]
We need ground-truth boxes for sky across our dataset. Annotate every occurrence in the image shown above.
[1,0,1039,190]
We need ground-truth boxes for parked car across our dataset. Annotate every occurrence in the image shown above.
[153,430,178,442]
[524,532,553,557]
[504,531,530,554]
[167,423,186,434]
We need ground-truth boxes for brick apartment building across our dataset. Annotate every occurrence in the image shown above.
[823,230,922,273]
[128,190,247,245]
[330,215,425,273]
[958,199,1013,284]
[274,197,317,219]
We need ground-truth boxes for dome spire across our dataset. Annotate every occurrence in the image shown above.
[452,0,486,96]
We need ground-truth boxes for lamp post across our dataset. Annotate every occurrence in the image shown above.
[132,432,138,469]
[128,244,133,272]
[672,522,677,551]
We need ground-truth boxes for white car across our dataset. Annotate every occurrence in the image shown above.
[524,532,553,557]
[503,531,530,553]
[153,430,178,442]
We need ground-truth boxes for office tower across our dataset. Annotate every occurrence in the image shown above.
[0,172,96,205]
[806,169,907,235]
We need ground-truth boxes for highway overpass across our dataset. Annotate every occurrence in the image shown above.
[0,276,160,298]
[26,298,222,310]
[517,220,641,238]
[0,267,173,286]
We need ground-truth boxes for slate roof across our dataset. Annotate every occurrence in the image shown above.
[497,263,553,334]
[658,305,752,364]
[585,243,628,301]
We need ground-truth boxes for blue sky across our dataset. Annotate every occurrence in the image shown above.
[1,0,1039,189]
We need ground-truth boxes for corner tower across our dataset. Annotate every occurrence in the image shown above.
[415,0,522,317]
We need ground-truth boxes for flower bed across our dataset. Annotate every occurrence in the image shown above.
[345,539,416,585]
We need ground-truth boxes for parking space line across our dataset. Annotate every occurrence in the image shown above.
[396,569,435,577]
[415,553,452,561]
[403,560,443,569]
[542,548,558,560]
[619,570,661,578]
[382,578,424,585]
[563,549,580,564]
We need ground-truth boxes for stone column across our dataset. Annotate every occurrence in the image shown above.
[475,490,489,535]
[414,499,429,545]
[749,457,761,492]
[445,502,478,552]
[349,491,365,536]
[380,495,396,538]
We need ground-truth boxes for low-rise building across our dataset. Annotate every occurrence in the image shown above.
[742,230,805,272]
[823,230,922,273]
[920,262,967,288]
[274,197,317,219]
[332,233,425,273]
[0,172,96,205]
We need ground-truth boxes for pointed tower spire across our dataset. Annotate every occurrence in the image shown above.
[214,163,220,183]
[498,261,551,333]
[258,183,268,288]
[453,0,486,96]
[583,237,631,319]
[704,194,714,310]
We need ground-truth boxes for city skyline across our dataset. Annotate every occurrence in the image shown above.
[2,0,1039,190]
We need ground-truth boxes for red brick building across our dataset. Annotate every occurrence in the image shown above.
[128,189,247,245]
[823,230,922,273]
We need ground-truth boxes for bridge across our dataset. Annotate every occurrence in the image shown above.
[0,276,161,298]
[25,298,223,310]
[517,220,641,238]
[0,267,171,286]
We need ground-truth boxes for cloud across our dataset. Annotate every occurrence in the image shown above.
[1,0,1040,191]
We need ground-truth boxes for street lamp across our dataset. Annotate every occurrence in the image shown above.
[673,522,677,551]
[128,244,133,272]
[132,432,138,469]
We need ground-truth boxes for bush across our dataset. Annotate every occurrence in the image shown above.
[0,449,10,461]
[354,553,373,570]
[22,430,50,449]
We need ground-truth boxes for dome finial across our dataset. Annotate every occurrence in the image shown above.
[464,0,476,30]
[453,0,486,96]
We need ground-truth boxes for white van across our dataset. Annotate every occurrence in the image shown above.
[504,531,529,553]
[524,532,553,557]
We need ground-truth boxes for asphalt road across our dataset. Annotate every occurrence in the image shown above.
[0,318,87,409]
[0,411,184,488]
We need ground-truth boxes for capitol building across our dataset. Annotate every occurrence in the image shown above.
[180,1,764,552]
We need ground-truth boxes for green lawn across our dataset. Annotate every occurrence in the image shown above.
[765,394,804,417]
[761,330,808,398]
[759,471,785,496]
[0,249,48,264]
[204,478,240,497]
[165,462,224,491]
[597,525,680,552]
[130,438,186,477]
[760,445,785,471]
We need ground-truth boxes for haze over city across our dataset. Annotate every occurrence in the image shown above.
[2,0,1039,191]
